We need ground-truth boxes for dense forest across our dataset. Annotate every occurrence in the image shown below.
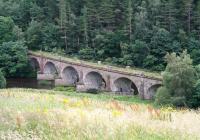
[0,0,200,73]
[0,0,200,107]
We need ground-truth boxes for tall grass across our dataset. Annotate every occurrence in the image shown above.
[0,89,199,140]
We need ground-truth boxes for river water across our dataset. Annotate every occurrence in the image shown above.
[6,78,55,89]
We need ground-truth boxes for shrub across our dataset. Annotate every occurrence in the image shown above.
[171,96,186,107]
[156,51,197,107]
[86,88,99,94]
[79,47,95,60]
[0,41,29,77]
[155,87,171,105]
[0,70,6,88]
[195,65,200,79]
[187,79,200,108]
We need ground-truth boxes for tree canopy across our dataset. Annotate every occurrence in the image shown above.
[0,0,200,71]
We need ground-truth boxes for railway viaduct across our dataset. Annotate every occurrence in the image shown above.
[29,52,162,100]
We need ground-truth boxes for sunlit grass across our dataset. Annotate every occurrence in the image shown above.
[0,88,199,140]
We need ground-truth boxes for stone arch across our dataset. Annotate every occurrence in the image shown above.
[84,71,106,90]
[146,84,162,100]
[29,58,40,72]
[113,77,139,95]
[62,66,79,86]
[44,62,58,75]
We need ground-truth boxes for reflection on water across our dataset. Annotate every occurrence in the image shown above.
[6,78,55,89]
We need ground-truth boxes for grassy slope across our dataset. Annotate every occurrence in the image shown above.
[29,51,162,79]
[0,88,199,140]
[53,86,154,105]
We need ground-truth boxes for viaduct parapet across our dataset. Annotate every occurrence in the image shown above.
[29,52,162,100]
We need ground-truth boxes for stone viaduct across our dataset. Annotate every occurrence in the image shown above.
[29,52,162,100]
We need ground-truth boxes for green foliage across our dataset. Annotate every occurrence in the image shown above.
[195,65,200,80]
[0,0,200,72]
[0,16,14,45]
[0,0,200,82]
[79,47,95,60]
[188,80,200,108]
[148,28,173,71]
[26,20,42,50]
[38,80,53,86]
[155,87,171,105]
[54,86,76,92]
[121,40,149,67]
[156,51,197,107]
[86,89,99,94]
[164,51,196,98]
[0,41,31,78]
[0,70,6,88]
[189,38,200,65]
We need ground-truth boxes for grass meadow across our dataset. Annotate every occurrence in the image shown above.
[0,88,199,140]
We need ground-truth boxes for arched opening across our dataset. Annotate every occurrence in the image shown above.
[147,84,162,100]
[114,77,138,95]
[29,58,40,72]
[62,66,79,86]
[44,62,58,76]
[84,71,106,90]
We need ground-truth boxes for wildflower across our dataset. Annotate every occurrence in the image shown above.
[82,98,90,106]
[112,110,123,117]
[63,98,69,105]
[130,105,140,112]
[161,107,175,113]
[37,108,41,112]
[43,108,48,114]
[69,100,84,108]
[110,101,124,111]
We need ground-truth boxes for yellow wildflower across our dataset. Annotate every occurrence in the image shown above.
[112,110,123,117]
[63,98,70,105]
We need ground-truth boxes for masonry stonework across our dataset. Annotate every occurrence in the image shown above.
[29,53,162,100]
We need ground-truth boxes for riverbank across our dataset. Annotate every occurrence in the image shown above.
[0,88,199,139]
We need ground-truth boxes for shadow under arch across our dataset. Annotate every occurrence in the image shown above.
[147,84,162,100]
[62,66,79,86]
[29,58,40,72]
[84,71,106,90]
[113,77,138,95]
[44,62,58,76]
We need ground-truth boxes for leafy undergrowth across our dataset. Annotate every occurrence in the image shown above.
[0,88,199,140]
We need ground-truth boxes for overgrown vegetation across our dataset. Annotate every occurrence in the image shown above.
[0,16,34,78]
[0,70,6,88]
[0,88,199,139]
[0,0,200,108]
[53,86,152,105]
[155,51,200,108]
[0,0,200,72]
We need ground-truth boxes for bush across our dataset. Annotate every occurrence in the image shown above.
[0,70,6,88]
[79,47,95,60]
[187,80,200,108]
[171,96,186,107]
[156,51,197,108]
[155,87,171,105]
[195,65,200,79]
[86,88,99,94]
[0,41,29,77]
